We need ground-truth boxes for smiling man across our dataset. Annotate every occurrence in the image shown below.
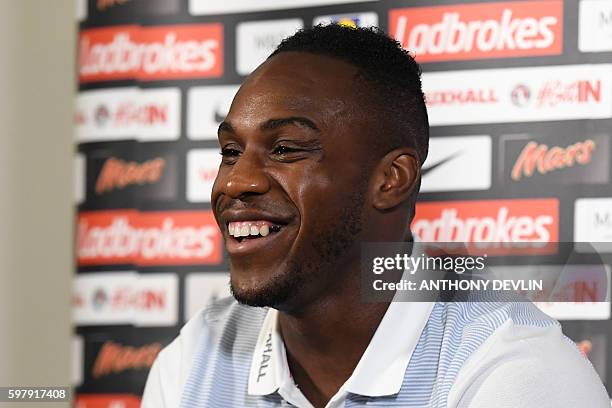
[142,25,609,408]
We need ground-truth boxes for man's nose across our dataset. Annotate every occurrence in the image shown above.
[223,151,270,199]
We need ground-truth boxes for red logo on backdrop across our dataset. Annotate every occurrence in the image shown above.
[536,80,601,107]
[96,157,166,194]
[78,24,223,83]
[97,0,132,11]
[97,101,169,127]
[92,341,162,378]
[76,210,222,266]
[426,88,499,106]
[512,139,596,180]
[577,340,593,358]
[390,1,563,62]
[75,394,140,408]
[85,284,168,312]
[412,199,559,254]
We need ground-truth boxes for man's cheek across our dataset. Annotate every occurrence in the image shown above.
[211,170,228,207]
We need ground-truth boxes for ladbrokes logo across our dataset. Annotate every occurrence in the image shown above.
[75,394,140,408]
[79,24,223,83]
[92,341,161,378]
[95,157,165,195]
[76,210,221,266]
[412,199,559,254]
[390,1,562,62]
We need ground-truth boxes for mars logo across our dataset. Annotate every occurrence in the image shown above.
[512,139,595,180]
[412,199,559,254]
[390,1,563,62]
[79,24,223,82]
[510,84,530,107]
[502,133,609,185]
[95,157,166,195]
[92,341,162,379]
[91,154,177,202]
[578,340,593,358]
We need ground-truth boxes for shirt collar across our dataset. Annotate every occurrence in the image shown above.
[248,307,283,395]
[347,236,435,396]
[248,239,434,398]
[344,301,434,396]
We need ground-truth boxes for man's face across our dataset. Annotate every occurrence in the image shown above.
[211,52,374,309]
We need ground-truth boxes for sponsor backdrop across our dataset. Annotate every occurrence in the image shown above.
[74,0,612,404]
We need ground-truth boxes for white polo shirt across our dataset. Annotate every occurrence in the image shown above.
[247,302,435,407]
[143,296,610,407]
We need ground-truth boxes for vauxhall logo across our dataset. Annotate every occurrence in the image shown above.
[257,332,273,382]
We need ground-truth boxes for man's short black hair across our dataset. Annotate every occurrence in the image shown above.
[269,24,429,164]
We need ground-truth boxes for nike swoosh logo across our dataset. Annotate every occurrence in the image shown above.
[422,151,462,177]
[214,108,226,123]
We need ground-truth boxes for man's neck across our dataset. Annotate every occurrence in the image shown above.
[277,282,390,408]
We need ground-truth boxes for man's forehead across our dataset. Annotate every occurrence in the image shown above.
[230,92,346,116]
[228,55,355,124]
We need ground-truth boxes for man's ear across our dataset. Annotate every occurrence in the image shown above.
[371,148,420,211]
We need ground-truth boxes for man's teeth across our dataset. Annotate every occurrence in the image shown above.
[228,222,274,238]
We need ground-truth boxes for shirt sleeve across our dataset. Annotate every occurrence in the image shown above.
[141,337,183,408]
[450,322,610,408]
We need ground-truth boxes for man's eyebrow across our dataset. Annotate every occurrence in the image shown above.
[260,117,320,132]
[217,117,321,136]
[218,121,234,135]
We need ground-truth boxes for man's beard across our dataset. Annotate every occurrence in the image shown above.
[230,186,366,309]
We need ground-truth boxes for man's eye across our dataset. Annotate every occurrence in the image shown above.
[220,148,241,157]
[272,145,300,155]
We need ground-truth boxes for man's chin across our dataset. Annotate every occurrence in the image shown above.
[229,273,298,308]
